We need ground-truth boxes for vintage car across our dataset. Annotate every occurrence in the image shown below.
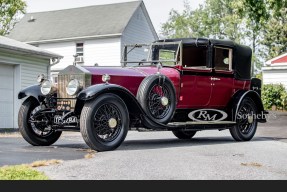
[18,38,267,152]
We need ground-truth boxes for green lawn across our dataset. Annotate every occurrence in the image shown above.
[0,165,49,180]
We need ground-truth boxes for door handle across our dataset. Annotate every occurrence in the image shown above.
[211,77,221,81]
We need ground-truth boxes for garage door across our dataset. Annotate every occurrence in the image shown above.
[0,64,14,128]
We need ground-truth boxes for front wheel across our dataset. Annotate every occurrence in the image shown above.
[80,94,129,152]
[230,97,258,141]
[18,97,62,146]
[172,130,197,140]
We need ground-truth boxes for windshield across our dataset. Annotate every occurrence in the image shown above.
[121,42,181,67]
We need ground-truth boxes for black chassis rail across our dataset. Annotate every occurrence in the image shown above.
[19,83,267,132]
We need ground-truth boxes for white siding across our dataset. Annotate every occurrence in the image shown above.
[39,42,75,71]
[0,64,14,128]
[121,6,157,62]
[38,38,121,69]
[0,52,49,128]
[0,52,49,89]
[84,38,121,66]
[263,70,287,89]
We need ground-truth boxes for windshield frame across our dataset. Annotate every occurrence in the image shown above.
[121,41,182,67]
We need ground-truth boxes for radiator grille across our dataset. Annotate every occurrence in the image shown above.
[57,70,91,110]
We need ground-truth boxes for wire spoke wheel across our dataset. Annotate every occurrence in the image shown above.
[230,97,258,142]
[137,75,176,124]
[29,106,54,138]
[93,103,122,142]
[18,98,62,146]
[148,84,171,119]
[80,94,129,152]
[237,101,256,135]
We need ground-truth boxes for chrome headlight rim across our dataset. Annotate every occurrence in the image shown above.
[66,79,81,96]
[41,80,53,95]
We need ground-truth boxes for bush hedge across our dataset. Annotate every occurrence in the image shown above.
[262,84,287,111]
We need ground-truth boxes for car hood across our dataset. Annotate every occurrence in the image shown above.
[84,66,180,96]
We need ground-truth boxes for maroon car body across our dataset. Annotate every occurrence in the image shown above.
[18,38,267,151]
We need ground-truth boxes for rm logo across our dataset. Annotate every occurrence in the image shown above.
[188,109,228,122]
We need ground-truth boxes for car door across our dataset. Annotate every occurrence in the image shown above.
[209,47,234,107]
[178,46,212,108]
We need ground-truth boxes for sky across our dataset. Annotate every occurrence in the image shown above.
[25,0,205,33]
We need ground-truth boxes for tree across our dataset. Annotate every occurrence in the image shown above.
[262,0,287,59]
[238,0,269,73]
[161,0,245,43]
[240,0,287,60]
[0,0,26,36]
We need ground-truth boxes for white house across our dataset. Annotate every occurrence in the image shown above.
[8,1,158,80]
[0,36,62,129]
[262,53,287,89]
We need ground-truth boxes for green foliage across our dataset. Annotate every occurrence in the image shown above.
[256,73,263,80]
[0,0,26,35]
[161,0,244,42]
[0,165,49,180]
[262,84,287,110]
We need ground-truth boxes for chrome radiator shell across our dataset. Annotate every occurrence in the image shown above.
[57,65,91,109]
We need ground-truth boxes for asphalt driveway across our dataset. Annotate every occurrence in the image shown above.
[0,111,286,179]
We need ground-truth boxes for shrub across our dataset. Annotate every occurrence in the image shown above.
[262,84,287,110]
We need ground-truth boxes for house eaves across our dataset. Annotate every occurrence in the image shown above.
[26,33,122,44]
[0,36,63,59]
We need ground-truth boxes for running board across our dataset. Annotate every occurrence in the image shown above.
[142,115,236,131]
[168,121,236,126]
[163,121,236,131]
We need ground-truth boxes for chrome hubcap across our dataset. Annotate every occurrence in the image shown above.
[161,97,169,106]
[108,118,118,129]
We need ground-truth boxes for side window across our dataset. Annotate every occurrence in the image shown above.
[159,49,176,66]
[214,47,233,71]
[182,46,209,69]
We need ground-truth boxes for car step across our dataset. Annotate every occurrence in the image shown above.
[168,121,236,126]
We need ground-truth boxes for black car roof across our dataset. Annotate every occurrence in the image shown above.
[157,38,253,80]
[157,38,236,48]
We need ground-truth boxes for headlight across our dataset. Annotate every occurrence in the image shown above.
[41,80,53,95]
[66,79,81,96]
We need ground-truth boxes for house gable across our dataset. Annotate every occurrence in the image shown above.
[266,53,287,66]
[121,2,158,62]
[271,55,287,64]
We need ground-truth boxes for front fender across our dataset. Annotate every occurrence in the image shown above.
[77,84,168,129]
[78,84,134,101]
[18,85,45,102]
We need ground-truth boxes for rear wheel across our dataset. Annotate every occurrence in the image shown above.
[230,97,258,141]
[80,94,129,152]
[172,130,197,140]
[18,97,62,146]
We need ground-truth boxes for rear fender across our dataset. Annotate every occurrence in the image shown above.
[228,90,267,123]
[18,85,45,103]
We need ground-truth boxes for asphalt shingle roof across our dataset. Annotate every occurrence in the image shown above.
[8,1,142,43]
[0,36,62,58]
